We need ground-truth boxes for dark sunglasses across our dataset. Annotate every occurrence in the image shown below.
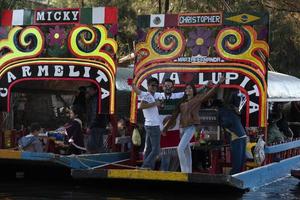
[150,84,158,87]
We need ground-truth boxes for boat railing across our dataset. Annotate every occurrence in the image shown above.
[265,139,300,164]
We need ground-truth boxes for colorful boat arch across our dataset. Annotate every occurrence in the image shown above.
[0,7,118,114]
[130,12,269,129]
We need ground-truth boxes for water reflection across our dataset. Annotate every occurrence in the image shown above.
[0,176,299,200]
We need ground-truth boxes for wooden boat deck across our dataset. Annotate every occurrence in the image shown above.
[71,168,243,189]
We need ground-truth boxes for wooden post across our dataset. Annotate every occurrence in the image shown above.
[0,112,3,148]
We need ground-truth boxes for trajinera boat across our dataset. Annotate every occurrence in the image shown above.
[0,7,300,191]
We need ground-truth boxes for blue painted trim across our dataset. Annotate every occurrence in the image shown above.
[233,155,300,190]
[21,152,56,160]
[67,152,130,169]
[19,151,130,169]
[265,140,300,154]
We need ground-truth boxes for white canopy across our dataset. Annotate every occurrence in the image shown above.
[268,71,300,102]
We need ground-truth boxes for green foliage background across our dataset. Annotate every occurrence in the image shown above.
[1,0,299,77]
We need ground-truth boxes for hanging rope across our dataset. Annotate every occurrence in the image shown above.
[72,156,139,170]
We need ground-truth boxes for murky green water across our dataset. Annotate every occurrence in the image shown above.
[0,176,299,199]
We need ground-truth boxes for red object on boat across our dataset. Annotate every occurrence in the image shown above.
[291,169,300,179]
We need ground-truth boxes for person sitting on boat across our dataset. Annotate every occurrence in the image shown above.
[273,103,293,140]
[65,105,85,155]
[116,117,131,152]
[216,88,247,174]
[267,105,287,144]
[18,122,44,153]
[163,76,225,173]
[287,101,300,138]
[131,77,162,170]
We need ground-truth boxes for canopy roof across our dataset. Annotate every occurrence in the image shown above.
[268,71,300,102]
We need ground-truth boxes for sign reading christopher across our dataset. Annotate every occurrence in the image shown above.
[35,8,80,24]
[178,13,222,26]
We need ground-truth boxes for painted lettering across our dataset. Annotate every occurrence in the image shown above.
[0,88,8,97]
[63,11,70,21]
[199,73,208,85]
[101,88,110,99]
[249,101,259,113]
[212,72,223,84]
[83,67,91,77]
[53,12,61,21]
[72,11,79,20]
[96,70,108,83]
[69,65,80,77]
[22,66,32,77]
[36,12,45,21]
[35,9,80,24]
[47,11,52,21]
[37,65,49,76]
[240,76,250,88]
[248,85,259,96]
[169,73,180,84]
[54,65,63,76]
[7,71,16,83]
[225,72,239,84]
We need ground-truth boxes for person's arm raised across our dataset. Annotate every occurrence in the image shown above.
[197,76,225,102]
[131,83,141,95]
[139,100,161,110]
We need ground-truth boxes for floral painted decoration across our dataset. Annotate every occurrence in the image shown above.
[0,27,8,39]
[187,28,214,56]
[136,28,146,42]
[47,26,66,46]
[109,24,118,37]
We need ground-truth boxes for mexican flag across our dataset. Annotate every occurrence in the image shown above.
[80,7,118,24]
[1,9,33,26]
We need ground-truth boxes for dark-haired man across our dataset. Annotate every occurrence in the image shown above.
[155,78,184,171]
[132,77,162,170]
[86,84,110,153]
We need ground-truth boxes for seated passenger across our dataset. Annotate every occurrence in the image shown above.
[65,105,85,155]
[267,112,286,144]
[116,117,131,152]
[18,122,43,152]
[274,103,293,139]
[289,101,300,137]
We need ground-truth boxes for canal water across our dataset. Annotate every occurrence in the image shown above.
[0,176,299,199]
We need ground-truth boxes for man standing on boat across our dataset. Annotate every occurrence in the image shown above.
[217,89,247,174]
[132,77,162,170]
[86,84,109,153]
[155,78,184,171]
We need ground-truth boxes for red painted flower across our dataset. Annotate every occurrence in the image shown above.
[47,26,66,46]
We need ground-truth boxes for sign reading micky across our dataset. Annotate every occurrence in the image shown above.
[0,60,114,113]
[35,8,80,25]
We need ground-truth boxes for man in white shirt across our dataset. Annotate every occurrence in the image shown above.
[132,77,162,169]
